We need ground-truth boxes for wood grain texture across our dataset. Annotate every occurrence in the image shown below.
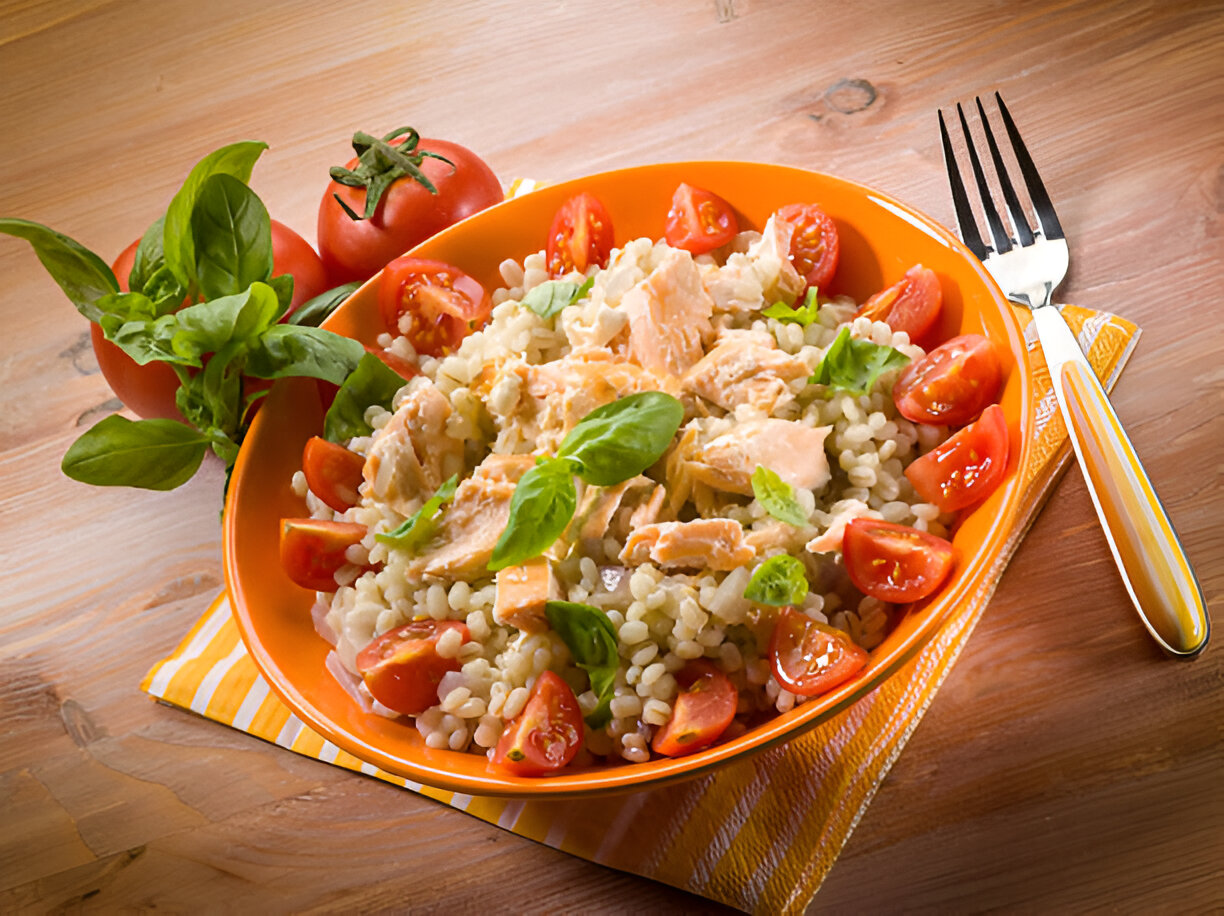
[1,0,1220,911]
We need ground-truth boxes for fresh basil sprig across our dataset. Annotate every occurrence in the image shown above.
[750,466,809,527]
[323,352,407,443]
[522,276,594,319]
[61,415,210,491]
[810,327,910,396]
[545,600,619,728]
[489,391,684,570]
[743,554,810,606]
[0,218,118,320]
[376,474,459,552]
[762,287,820,326]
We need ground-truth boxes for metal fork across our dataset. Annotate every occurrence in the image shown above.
[939,93,1208,658]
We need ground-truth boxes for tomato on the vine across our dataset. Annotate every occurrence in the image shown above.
[842,518,955,603]
[893,333,1002,426]
[279,518,369,592]
[545,192,614,277]
[651,660,738,757]
[769,606,868,697]
[776,202,840,292]
[318,128,503,285]
[492,670,584,776]
[356,620,470,717]
[377,256,492,357]
[664,183,738,255]
[905,403,1010,513]
[856,264,942,342]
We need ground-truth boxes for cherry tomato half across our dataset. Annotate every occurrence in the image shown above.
[545,192,614,277]
[377,256,492,358]
[776,202,840,292]
[893,333,1003,427]
[651,660,738,757]
[842,518,955,603]
[302,437,366,512]
[905,403,1010,513]
[855,264,942,342]
[492,670,584,776]
[279,518,368,592]
[318,134,503,285]
[356,620,470,717]
[664,183,739,255]
[769,606,868,697]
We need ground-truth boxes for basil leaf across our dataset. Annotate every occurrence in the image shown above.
[810,327,910,396]
[288,281,361,327]
[742,554,809,606]
[267,273,296,319]
[488,458,577,571]
[556,391,684,487]
[103,310,197,367]
[128,216,167,294]
[545,600,619,729]
[61,415,209,490]
[522,277,592,319]
[751,466,810,526]
[323,351,405,442]
[0,217,117,321]
[376,474,459,552]
[173,282,281,357]
[762,287,820,326]
[162,140,269,290]
[245,325,364,384]
[191,173,274,300]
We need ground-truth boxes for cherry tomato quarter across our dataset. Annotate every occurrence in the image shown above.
[776,202,840,292]
[905,403,1010,513]
[279,518,369,592]
[302,436,366,512]
[651,660,738,757]
[856,264,942,342]
[318,131,503,285]
[545,192,614,277]
[377,257,492,357]
[356,620,470,717]
[492,670,584,776]
[842,518,955,603]
[893,333,1003,426]
[664,183,738,255]
[769,606,868,697]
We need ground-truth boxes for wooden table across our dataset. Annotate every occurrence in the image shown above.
[2,0,1220,910]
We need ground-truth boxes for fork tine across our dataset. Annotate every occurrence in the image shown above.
[956,102,1013,255]
[975,97,1035,247]
[938,110,990,261]
[995,92,1065,241]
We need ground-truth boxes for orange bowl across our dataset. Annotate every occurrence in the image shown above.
[224,161,1033,797]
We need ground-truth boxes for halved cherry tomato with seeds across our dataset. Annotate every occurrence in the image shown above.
[842,518,955,604]
[894,333,1002,426]
[664,183,738,255]
[279,518,369,591]
[302,436,366,512]
[545,192,614,277]
[776,202,840,292]
[492,670,584,776]
[356,620,470,717]
[378,256,492,357]
[651,660,738,757]
[856,264,942,342]
[905,403,1010,513]
[769,606,868,697]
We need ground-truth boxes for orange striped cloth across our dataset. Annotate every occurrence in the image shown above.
[141,303,1138,913]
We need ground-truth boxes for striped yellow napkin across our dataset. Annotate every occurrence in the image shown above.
[141,303,1137,913]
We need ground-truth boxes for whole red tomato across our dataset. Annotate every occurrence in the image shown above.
[317,128,503,285]
[94,220,328,421]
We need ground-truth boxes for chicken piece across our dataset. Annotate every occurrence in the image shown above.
[363,383,463,517]
[805,499,873,554]
[565,475,652,557]
[621,248,714,379]
[493,557,560,632]
[627,483,667,531]
[620,518,754,571]
[746,521,813,554]
[518,350,665,442]
[684,333,810,414]
[687,419,831,497]
[407,453,535,580]
[702,215,805,315]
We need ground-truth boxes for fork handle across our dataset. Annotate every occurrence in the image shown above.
[1032,305,1209,657]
